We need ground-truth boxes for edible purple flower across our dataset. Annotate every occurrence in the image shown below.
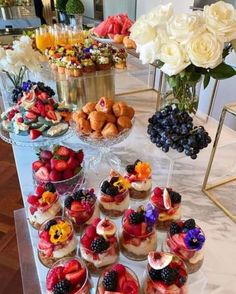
[144,203,159,227]
[184,228,205,250]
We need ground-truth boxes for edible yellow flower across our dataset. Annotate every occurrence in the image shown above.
[135,162,151,180]
[49,221,71,244]
[113,176,131,192]
[42,191,56,204]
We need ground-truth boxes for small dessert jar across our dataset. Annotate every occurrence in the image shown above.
[79,218,120,275]
[64,188,99,234]
[165,219,205,274]
[96,263,141,294]
[150,187,182,231]
[119,204,158,261]
[38,216,77,268]
[46,257,92,294]
[143,251,188,294]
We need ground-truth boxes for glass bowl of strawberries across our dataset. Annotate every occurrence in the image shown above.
[32,145,85,195]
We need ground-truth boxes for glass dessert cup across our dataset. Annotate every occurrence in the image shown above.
[46,257,92,294]
[96,264,141,294]
[98,186,130,218]
[153,204,181,231]
[28,192,62,230]
[143,252,188,294]
[37,216,77,268]
[129,184,152,200]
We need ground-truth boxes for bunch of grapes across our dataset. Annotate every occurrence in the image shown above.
[147,105,212,159]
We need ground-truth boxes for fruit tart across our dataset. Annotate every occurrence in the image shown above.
[80,218,119,275]
[125,160,152,200]
[150,187,182,230]
[119,204,158,260]
[38,216,77,267]
[143,251,188,294]
[99,171,130,218]
[46,257,91,294]
[97,263,140,294]
[64,188,99,234]
[165,219,205,274]
[27,182,62,230]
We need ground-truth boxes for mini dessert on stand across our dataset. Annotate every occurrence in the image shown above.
[150,187,182,230]
[27,182,62,230]
[165,218,205,273]
[64,188,99,233]
[46,257,91,294]
[80,218,119,275]
[125,160,152,200]
[143,251,188,294]
[119,204,158,260]
[38,216,77,267]
[99,171,130,217]
[97,263,140,294]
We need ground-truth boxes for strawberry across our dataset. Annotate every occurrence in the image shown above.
[85,225,96,239]
[112,264,126,276]
[44,104,54,112]
[63,260,81,275]
[30,129,42,140]
[100,195,113,202]
[76,150,84,164]
[123,221,141,236]
[27,195,39,206]
[50,157,57,169]
[154,187,163,197]
[73,166,82,175]
[46,110,57,121]
[71,201,84,212]
[35,166,50,181]
[32,160,44,172]
[38,92,49,100]
[39,230,51,242]
[29,206,37,214]
[65,268,86,286]
[92,217,101,227]
[25,111,37,120]
[124,209,135,218]
[62,169,74,180]
[45,163,51,172]
[35,185,45,196]
[54,160,68,172]
[122,280,138,294]
[46,266,64,291]
[117,274,126,292]
[69,149,76,157]
[56,146,70,158]
[30,106,40,115]
[80,234,93,249]
[17,117,24,123]
[67,156,77,169]
[151,194,164,209]
[49,169,62,181]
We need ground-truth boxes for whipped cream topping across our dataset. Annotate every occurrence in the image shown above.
[99,193,130,212]
[131,179,152,191]
[53,236,78,258]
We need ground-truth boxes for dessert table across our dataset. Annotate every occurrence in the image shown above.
[11,89,236,294]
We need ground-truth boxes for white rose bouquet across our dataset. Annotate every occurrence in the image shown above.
[130,1,236,113]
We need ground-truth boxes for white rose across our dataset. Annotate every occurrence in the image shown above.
[203,1,236,42]
[167,12,205,43]
[186,31,223,69]
[160,40,190,76]
[130,21,157,45]
[145,3,173,27]
[139,39,161,64]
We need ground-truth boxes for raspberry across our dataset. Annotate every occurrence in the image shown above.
[154,187,163,197]
[85,225,96,239]
[80,234,92,249]
[112,264,126,276]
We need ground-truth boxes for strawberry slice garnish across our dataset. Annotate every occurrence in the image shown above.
[25,111,37,120]
[32,160,44,172]
[46,110,57,121]
[44,104,54,112]
[29,106,41,115]
[30,129,42,140]
[122,280,138,294]
[46,266,64,291]
[27,195,39,205]
[65,268,86,286]
[36,185,45,196]
[63,260,81,275]
[35,166,50,181]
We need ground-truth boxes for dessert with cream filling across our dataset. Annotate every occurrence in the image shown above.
[46,257,91,294]
[143,251,188,294]
[119,204,158,260]
[125,160,152,200]
[38,216,77,267]
[80,218,119,275]
[165,219,205,273]
[27,182,62,230]
[151,187,182,230]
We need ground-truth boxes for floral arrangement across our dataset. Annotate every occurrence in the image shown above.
[0,35,42,89]
[130,1,236,113]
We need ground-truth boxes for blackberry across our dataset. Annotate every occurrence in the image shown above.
[101,180,110,193]
[183,219,196,232]
[45,219,57,231]
[169,191,181,204]
[105,186,119,196]
[169,222,181,236]
[53,279,71,294]
[110,177,119,185]
[129,212,144,224]
[161,267,178,285]
[134,159,141,166]
[45,182,56,193]
[178,276,187,286]
[149,268,162,281]
[126,164,135,174]
[64,196,73,209]
[102,270,118,291]
[73,190,84,201]
[91,237,109,253]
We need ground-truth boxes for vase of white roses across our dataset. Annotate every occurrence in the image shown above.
[130,1,236,114]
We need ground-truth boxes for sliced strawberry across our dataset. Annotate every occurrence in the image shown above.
[123,220,141,236]
[112,264,126,276]
[71,201,84,212]
[30,129,42,140]
[44,104,54,112]
[67,156,77,169]
[30,106,41,115]
[25,111,37,120]
[56,146,70,158]
[32,160,44,172]
[38,238,52,250]
[54,160,68,172]
[124,209,135,218]
[49,169,62,181]
[151,194,164,209]
[66,268,86,286]
[46,266,64,291]
[85,225,96,239]
[35,185,45,196]
[63,260,81,275]
[117,274,126,292]
[154,187,163,197]
[38,92,49,100]
[76,150,84,164]
[46,110,57,121]
[122,280,138,294]
[29,206,37,214]
[35,166,50,181]
[27,195,39,206]
[92,217,101,227]
[80,234,93,249]
[141,222,147,235]
[100,195,113,202]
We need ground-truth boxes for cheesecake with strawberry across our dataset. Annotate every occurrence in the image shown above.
[143,251,188,294]
[125,160,152,200]
[80,218,119,275]
[120,204,158,260]
[64,188,99,233]
[99,171,130,218]
[33,146,84,195]
[27,182,62,230]
[46,257,91,294]
[97,263,140,294]
[166,219,205,274]
[38,216,77,267]
[150,187,182,230]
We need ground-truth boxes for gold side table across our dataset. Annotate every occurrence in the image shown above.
[202,103,236,222]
